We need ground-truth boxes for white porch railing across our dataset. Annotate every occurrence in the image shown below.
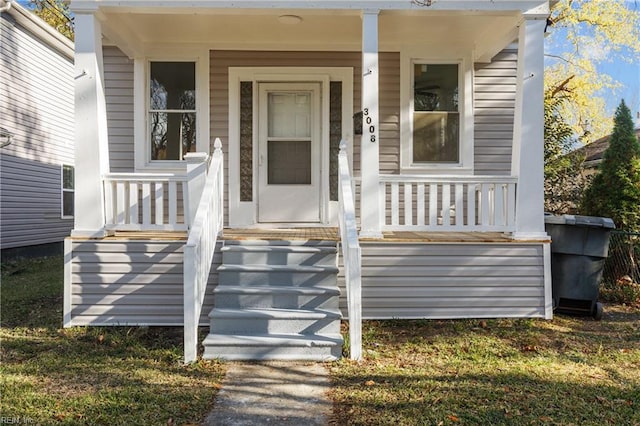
[103,173,190,231]
[379,175,517,232]
[184,139,224,364]
[338,140,362,361]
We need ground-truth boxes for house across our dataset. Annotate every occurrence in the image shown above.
[0,0,75,258]
[572,128,640,174]
[64,0,553,362]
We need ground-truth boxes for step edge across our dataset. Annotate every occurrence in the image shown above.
[208,307,343,319]
[217,265,339,273]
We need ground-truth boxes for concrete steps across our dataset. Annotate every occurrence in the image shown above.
[203,240,343,361]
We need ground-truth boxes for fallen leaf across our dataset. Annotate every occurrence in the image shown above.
[540,416,553,422]
[364,380,375,386]
[97,334,104,344]
[522,345,538,352]
[479,320,488,329]
[447,415,460,422]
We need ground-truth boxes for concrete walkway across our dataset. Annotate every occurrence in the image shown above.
[202,362,332,426]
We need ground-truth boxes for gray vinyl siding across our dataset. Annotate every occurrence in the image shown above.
[474,49,517,175]
[0,12,74,249]
[104,46,135,172]
[338,242,545,319]
[68,240,222,326]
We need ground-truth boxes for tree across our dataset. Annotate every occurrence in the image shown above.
[545,0,640,143]
[544,86,591,214]
[29,0,74,40]
[581,100,640,231]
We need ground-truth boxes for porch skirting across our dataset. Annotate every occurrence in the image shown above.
[65,232,548,327]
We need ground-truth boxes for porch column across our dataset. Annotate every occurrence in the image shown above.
[511,16,547,240]
[360,10,382,238]
[72,10,110,237]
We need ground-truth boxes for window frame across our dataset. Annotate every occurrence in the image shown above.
[134,49,209,172]
[400,51,474,174]
[61,164,74,219]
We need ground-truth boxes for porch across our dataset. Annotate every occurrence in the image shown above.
[67,0,553,362]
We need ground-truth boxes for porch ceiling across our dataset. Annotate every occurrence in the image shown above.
[100,9,521,59]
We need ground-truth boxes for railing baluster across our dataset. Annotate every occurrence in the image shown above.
[455,183,464,228]
[417,183,425,226]
[391,182,399,226]
[507,182,516,228]
[404,182,413,226]
[155,182,164,225]
[480,183,490,227]
[142,183,151,226]
[129,182,138,225]
[169,181,177,226]
[116,182,126,225]
[429,183,438,226]
[442,184,451,227]
[467,183,476,227]
[494,183,505,227]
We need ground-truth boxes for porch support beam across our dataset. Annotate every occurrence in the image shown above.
[72,12,110,237]
[359,9,382,238]
[511,16,547,240]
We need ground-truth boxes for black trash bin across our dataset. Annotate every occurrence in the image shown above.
[544,215,615,320]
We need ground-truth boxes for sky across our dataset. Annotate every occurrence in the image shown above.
[544,0,640,130]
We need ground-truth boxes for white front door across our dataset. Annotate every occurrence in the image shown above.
[258,83,321,223]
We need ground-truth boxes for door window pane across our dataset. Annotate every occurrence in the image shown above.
[268,141,311,184]
[268,93,311,138]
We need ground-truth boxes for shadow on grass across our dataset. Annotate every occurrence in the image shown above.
[1,256,226,425]
[331,369,639,426]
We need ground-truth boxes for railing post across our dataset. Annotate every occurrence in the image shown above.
[212,138,224,234]
[185,152,209,227]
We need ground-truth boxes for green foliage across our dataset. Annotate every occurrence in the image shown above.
[544,89,591,214]
[582,100,640,231]
[29,0,74,40]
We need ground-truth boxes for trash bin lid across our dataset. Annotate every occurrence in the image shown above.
[544,214,615,229]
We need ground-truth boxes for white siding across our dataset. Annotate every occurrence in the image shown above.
[104,46,134,172]
[474,49,517,175]
[339,242,546,319]
[68,240,221,326]
[0,13,74,249]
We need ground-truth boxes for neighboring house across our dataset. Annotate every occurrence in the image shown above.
[572,128,640,174]
[65,0,553,362]
[0,0,74,257]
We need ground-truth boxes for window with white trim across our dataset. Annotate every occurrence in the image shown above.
[413,63,459,163]
[61,164,74,218]
[401,56,472,174]
[134,51,208,171]
[149,61,196,161]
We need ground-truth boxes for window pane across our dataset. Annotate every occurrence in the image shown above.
[268,140,311,184]
[413,63,459,163]
[63,165,74,189]
[150,62,195,111]
[268,92,311,138]
[413,112,459,162]
[414,64,458,112]
[63,191,74,217]
[150,112,196,160]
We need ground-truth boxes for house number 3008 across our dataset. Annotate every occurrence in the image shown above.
[363,108,376,143]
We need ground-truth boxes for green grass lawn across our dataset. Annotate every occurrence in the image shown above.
[1,256,225,425]
[3,256,640,425]
[331,312,640,426]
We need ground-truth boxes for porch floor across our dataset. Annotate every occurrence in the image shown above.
[85,229,548,243]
